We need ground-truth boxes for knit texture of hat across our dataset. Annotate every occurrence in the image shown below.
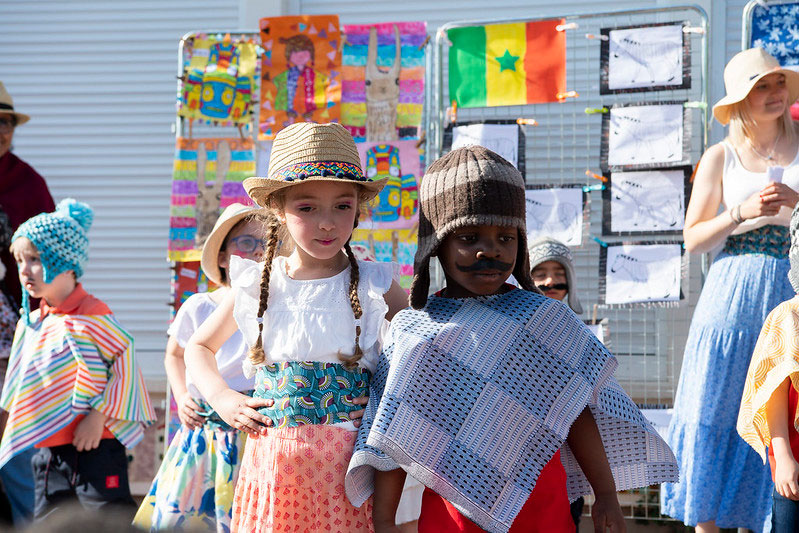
[13,199,93,323]
[789,203,799,293]
[410,146,535,309]
[528,236,583,314]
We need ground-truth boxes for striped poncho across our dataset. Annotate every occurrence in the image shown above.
[346,288,678,533]
[0,284,156,468]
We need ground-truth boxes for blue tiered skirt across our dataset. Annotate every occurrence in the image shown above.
[662,226,792,531]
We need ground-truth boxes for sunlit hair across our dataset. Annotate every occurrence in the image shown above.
[9,236,37,257]
[727,92,796,148]
[247,184,368,370]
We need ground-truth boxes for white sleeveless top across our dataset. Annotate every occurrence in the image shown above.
[721,140,799,234]
[229,255,398,378]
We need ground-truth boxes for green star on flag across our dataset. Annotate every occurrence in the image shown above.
[495,49,520,72]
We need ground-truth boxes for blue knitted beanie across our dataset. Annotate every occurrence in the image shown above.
[12,198,93,322]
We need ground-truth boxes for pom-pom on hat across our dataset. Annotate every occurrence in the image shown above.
[243,122,387,207]
[12,198,93,323]
[410,145,536,309]
[528,236,583,314]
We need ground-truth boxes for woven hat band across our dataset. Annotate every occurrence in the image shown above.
[272,160,366,183]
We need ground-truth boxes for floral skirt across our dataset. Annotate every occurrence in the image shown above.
[231,424,372,533]
[133,423,245,532]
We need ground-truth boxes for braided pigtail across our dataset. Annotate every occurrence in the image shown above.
[247,216,282,365]
[340,241,364,371]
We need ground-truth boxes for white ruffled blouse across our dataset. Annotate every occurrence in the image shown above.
[229,255,397,378]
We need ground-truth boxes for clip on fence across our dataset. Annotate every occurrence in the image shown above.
[585,170,608,182]
[684,101,707,109]
[592,236,609,248]
[584,107,609,115]
[556,22,578,32]
[585,33,609,41]
[516,118,538,126]
[448,100,458,123]
[556,90,579,101]
[583,184,605,192]
[683,26,705,35]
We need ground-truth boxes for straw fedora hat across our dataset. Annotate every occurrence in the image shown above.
[713,47,799,125]
[201,203,273,286]
[0,82,30,126]
[243,122,387,207]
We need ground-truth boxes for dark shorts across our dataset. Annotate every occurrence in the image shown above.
[32,439,135,520]
[773,487,799,533]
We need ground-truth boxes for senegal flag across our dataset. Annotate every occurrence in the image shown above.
[447,19,566,108]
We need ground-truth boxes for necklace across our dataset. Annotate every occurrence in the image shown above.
[747,130,782,162]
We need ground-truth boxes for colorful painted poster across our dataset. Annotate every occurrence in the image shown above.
[259,15,342,140]
[168,138,255,261]
[341,22,426,142]
[447,19,566,108]
[350,228,417,290]
[171,261,217,312]
[355,140,422,231]
[178,34,258,125]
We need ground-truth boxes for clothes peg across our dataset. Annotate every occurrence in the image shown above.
[516,118,538,126]
[556,22,578,32]
[585,170,608,182]
[556,90,579,101]
[585,33,609,41]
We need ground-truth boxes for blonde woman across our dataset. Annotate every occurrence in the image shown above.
[662,48,799,532]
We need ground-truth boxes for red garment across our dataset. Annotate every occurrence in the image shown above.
[417,450,574,533]
[768,383,799,480]
[0,151,55,307]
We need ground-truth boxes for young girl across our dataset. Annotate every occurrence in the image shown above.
[133,203,284,531]
[184,122,408,532]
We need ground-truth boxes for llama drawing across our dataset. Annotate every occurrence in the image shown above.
[451,133,518,168]
[614,179,683,229]
[611,35,681,85]
[365,25,401,141]
[525,196,580,242]
[609,252,679,301]
[610,112,680,164]
[194,141,230,247]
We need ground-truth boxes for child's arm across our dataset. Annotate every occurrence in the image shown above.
[767,377,799,500]
[164,336,204,429]
[184,290,272,436]
[384,281,409,321]
[567,407,626,533]
[372,468,406,533]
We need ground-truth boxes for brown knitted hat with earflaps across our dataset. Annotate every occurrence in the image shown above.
[410,145,537,309]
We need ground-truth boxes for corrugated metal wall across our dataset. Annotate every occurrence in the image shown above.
[0,1,240,387]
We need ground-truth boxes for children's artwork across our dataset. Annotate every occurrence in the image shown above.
[178,34,258,125]
[601,102,690,171]
[350,228,417,290]
[602,167,691,236]
[524,185,586,246]
[600,22,690,94]
[447,19,566,108]
[599,243,683,305]
[355,140,422,230]
[341,22,427,142]
[259,15,342,140]
[171,261,217,313]
[750,2,799,66]
[447,122,524,172]
[168,138,255,261]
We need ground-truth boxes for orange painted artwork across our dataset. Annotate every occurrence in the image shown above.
[259,15,342,140]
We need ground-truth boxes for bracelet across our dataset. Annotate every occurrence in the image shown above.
[730,204,745,225]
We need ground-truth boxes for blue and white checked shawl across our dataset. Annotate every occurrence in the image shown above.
[346,289,677,533]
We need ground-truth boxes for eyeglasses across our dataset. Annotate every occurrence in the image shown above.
[0,120,14,134]
[226,234,267,254]
[536,283,568,292]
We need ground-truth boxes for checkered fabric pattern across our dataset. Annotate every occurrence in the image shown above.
[346,289,678,533]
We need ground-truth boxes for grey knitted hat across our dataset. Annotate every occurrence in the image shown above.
[789,203,799,293]
[410,146,536,309]
[528,236,583,314]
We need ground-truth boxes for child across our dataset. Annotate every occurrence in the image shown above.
[0,199,155,518]
[133,203,284,531]
[346,146,679,533]
[738,204,799,532]
[184,122,408,532]
[528,236,583,314]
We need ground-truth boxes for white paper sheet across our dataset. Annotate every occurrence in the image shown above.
[608,104,683,167]
[604,244,681,304]
[525,188,583,246]
[452,123,519,168]
[610,169,685,232]
[608,24,683,90]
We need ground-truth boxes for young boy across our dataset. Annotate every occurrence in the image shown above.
[528,236,583,315]
[738,204,799,532]
[0,199,155,518]
[346,146,678,533]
